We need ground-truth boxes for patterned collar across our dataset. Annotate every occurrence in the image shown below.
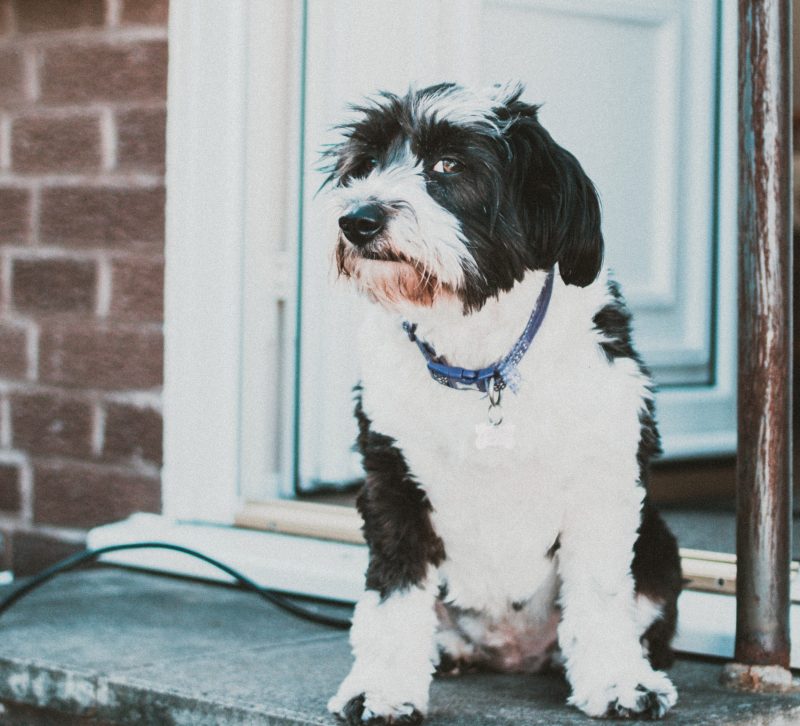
[402,267,555,394]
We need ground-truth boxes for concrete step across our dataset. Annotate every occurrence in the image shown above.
[0,568,798,725]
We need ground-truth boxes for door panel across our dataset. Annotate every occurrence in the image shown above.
[298,0,732,489]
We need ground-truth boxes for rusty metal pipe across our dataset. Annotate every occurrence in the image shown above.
[735,0,793,668]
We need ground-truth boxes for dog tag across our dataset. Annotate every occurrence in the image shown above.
[475,421,516,450]
[476,377,515,449]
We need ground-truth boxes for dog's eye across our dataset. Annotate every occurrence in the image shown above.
[348,156,378,180]
[432,158,462,174]
[355,157,378,176]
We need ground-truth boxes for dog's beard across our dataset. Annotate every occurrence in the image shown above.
[335,237,454,308]
[329,163,480,310]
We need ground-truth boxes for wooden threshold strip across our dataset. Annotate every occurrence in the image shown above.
[237,500,365,545]
[235,501,800,600]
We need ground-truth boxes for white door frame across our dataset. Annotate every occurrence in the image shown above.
[163,0,302,520]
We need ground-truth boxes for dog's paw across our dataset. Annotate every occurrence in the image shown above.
[330,693,424,725]
[570,669,677,720]
[603,682,675,720]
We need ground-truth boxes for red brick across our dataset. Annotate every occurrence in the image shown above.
[39,323,163,389]
[0,322,27,379]
[40,186,165,247]
[11,392,93,457]
[13,0,105,33]
[103,403,162,466]
[0,1,12,37]
[0,464,20,512]
[12,114,102,173]
[0,527,10,571]
[116,107,166,171]
[12,258,96,313]
[33,460,161,528]
[110,257,163,321]
[0,187,31,242]
[0,48,25,104]
[120,0,168,26]
[10,530,84,577]
[40,41,167,105]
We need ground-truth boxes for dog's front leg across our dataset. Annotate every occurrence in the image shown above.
[329,405,445,726]
[557,485,677,719]
[329,579,439,725]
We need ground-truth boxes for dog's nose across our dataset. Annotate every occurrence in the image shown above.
[338,204,386,246]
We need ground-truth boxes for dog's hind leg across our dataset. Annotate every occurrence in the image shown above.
[433,601,479,676]
[632,502,682,670]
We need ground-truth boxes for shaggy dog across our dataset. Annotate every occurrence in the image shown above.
[323,82,682,724]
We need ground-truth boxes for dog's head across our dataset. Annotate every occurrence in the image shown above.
[323,82,603,312]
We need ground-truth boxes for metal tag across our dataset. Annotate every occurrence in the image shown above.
[475,421,516,450]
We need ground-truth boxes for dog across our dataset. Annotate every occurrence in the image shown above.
[323,82,682,724]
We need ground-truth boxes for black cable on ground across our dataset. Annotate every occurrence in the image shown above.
[0,542,352,630]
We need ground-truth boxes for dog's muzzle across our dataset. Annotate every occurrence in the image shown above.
[338,203,386,246]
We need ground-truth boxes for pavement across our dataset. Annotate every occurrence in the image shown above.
[0,568,798,725]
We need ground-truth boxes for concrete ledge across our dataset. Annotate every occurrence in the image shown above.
[0,569,799,725]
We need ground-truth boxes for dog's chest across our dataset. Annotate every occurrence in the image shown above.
[356,276,646,613]
[431,472,562,614]
[415,413,563,612]
[364,363,567,612]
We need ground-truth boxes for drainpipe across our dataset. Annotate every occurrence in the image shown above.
[723,0,793,689]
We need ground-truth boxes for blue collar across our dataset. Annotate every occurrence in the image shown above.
[402,268,555,394]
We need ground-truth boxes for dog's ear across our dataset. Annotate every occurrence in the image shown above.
[501,102,604,287]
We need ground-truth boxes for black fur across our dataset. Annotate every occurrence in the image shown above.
[593,280,640,363]
[323,83,604,311]
[500,95,604,287]
[632,503,682,669]
[354,389,446,598]
[592,279,663,478]
[592,279,681,668]
[546,534,561,559]
[605,684,672,720]
[342,694,425,726]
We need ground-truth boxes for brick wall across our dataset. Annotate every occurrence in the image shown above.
[0,0,167,574]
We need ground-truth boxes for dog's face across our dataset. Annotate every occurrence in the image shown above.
[324,82,604,312]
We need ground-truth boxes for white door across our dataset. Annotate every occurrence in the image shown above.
[297,0,736,491]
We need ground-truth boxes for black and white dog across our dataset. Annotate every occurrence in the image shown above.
[324,82,682,724]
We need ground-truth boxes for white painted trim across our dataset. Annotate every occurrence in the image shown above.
[88,514,366,604]
[238,0,305,502]
[655,0,738,460]
[492,0,673,25]
[163,1,248,523]
[675,591,800,669]
[89,516,800,668]
[164,1,301,518]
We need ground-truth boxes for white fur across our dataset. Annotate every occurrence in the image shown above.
[410,82,521,134]
[331,268,677,721]
[330,161,479,295]
[329,576,440,719]
[441,581,562,673]
[342,82,523,139]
